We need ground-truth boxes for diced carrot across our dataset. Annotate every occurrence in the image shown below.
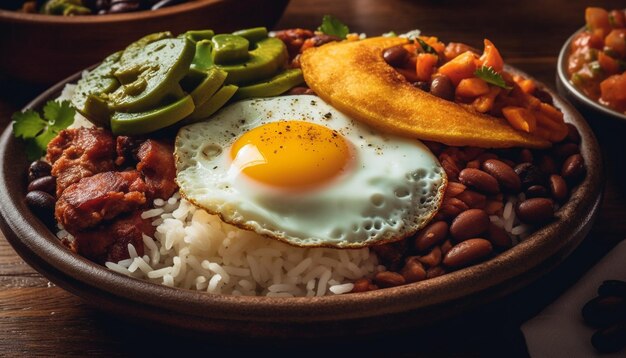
[418,36,446,54]
[300,38,316,52]
[502,106,537,133]
[513,75,536,94]
[533,126,553,142]
[456,78,490,98]
[604,29,626,58]
[479,39,504,73]
[472,86,501,113]
[444,42,477,62]
[395,67,421,83]
[437,51,478,86]
[535,114,568,142]
[403,43,417,54]
[586,7,612,38]
[538,103,565,123]
[415,53,439,82]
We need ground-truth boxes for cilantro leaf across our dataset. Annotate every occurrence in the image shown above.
[474,66,512,89]
[318,15,350,39]
[43,100,75,130]
[12,110,46,139]
[416,38,436,54]
[12,100,75,161]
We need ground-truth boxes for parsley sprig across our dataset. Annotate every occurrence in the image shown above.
[12,100,75,161]
[318,15,350,39]
[474,66,512,89]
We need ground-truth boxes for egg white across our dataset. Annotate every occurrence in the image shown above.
[175,95,446,248]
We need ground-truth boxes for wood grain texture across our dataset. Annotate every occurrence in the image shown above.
[1,0,625,356]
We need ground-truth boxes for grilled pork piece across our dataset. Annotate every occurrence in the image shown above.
[47,128,116,197]
[137,139,178,200]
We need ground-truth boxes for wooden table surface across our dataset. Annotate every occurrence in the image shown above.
[1,0,625,356]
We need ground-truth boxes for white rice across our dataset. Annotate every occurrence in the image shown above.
[106,194,380,297]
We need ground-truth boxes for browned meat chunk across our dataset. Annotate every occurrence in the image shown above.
[73,211,155,264]
[137,139,178,200]
[55,171,147,232]
[114,135,144,167]
[47,128,116,197]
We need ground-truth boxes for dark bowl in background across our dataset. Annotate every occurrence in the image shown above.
[0,0,290,85]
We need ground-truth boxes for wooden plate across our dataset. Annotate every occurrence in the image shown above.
[0,67,603,338]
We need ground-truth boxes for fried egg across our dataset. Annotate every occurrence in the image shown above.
[175,95,446,248]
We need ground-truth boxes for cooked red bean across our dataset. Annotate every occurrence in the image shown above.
[414,221,448,252]
[458,168,499,194]
[28,160,52,182]
[481,159,521,192]
[514,163,546,189]
[351,278,372,293]
[549,174,568,202]
[526,185,549,198]
[27,175,56,195]
[598,280,626,298]
[519,149,533,163]
[562,154,586,182]
[591,322,626,353]
[538,155,557,175]
[374,271,406,288]
[417,246,442,268]
[430,74,454,100]
[443,238,493,268]
[582,295,626,327]
[553,143,580,160]
[456,190,486,209]
[25,190,55,222]
[486,223,512,249]
[401,258,427,283]
[440,239,453,256]
[383,45,409,67]
[516,198,554,224]
[450,208,490,242]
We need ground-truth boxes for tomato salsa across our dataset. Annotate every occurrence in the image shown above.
[567,7,626,114]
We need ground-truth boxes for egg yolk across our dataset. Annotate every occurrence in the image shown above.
[230,120,351,189]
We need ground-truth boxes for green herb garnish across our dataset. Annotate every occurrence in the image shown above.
[416,38,436,54]
[474,66,512,89]
[12,100,75,161]
[318,15,350,40]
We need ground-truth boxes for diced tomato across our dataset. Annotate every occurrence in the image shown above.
[586,7,612,38]
[600,72,626,103]
[608,9,626,28]
[598,51,620,75]
[604,29,626,58]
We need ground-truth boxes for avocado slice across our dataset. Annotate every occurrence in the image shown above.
[110,95,195,135]
[187,67,228,107]
[192,30,288,86]
[185,84,238,122]
[71,51,122,126]
[107,37,195,112]
[233,68,304,101]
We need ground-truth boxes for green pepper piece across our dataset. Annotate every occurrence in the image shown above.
[120,32,173,65]
[108,37,195,112]
[232,27,268,43]
[72,51,122,125]
[185,84,238,122]
[211,34,250,65]
[187,67,228,107]
[182,30,215,43]
[110,95,195,135]
[233,68,303,101]
[192,35,288,85]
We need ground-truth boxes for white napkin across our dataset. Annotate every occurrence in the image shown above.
[521,239,626,357]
